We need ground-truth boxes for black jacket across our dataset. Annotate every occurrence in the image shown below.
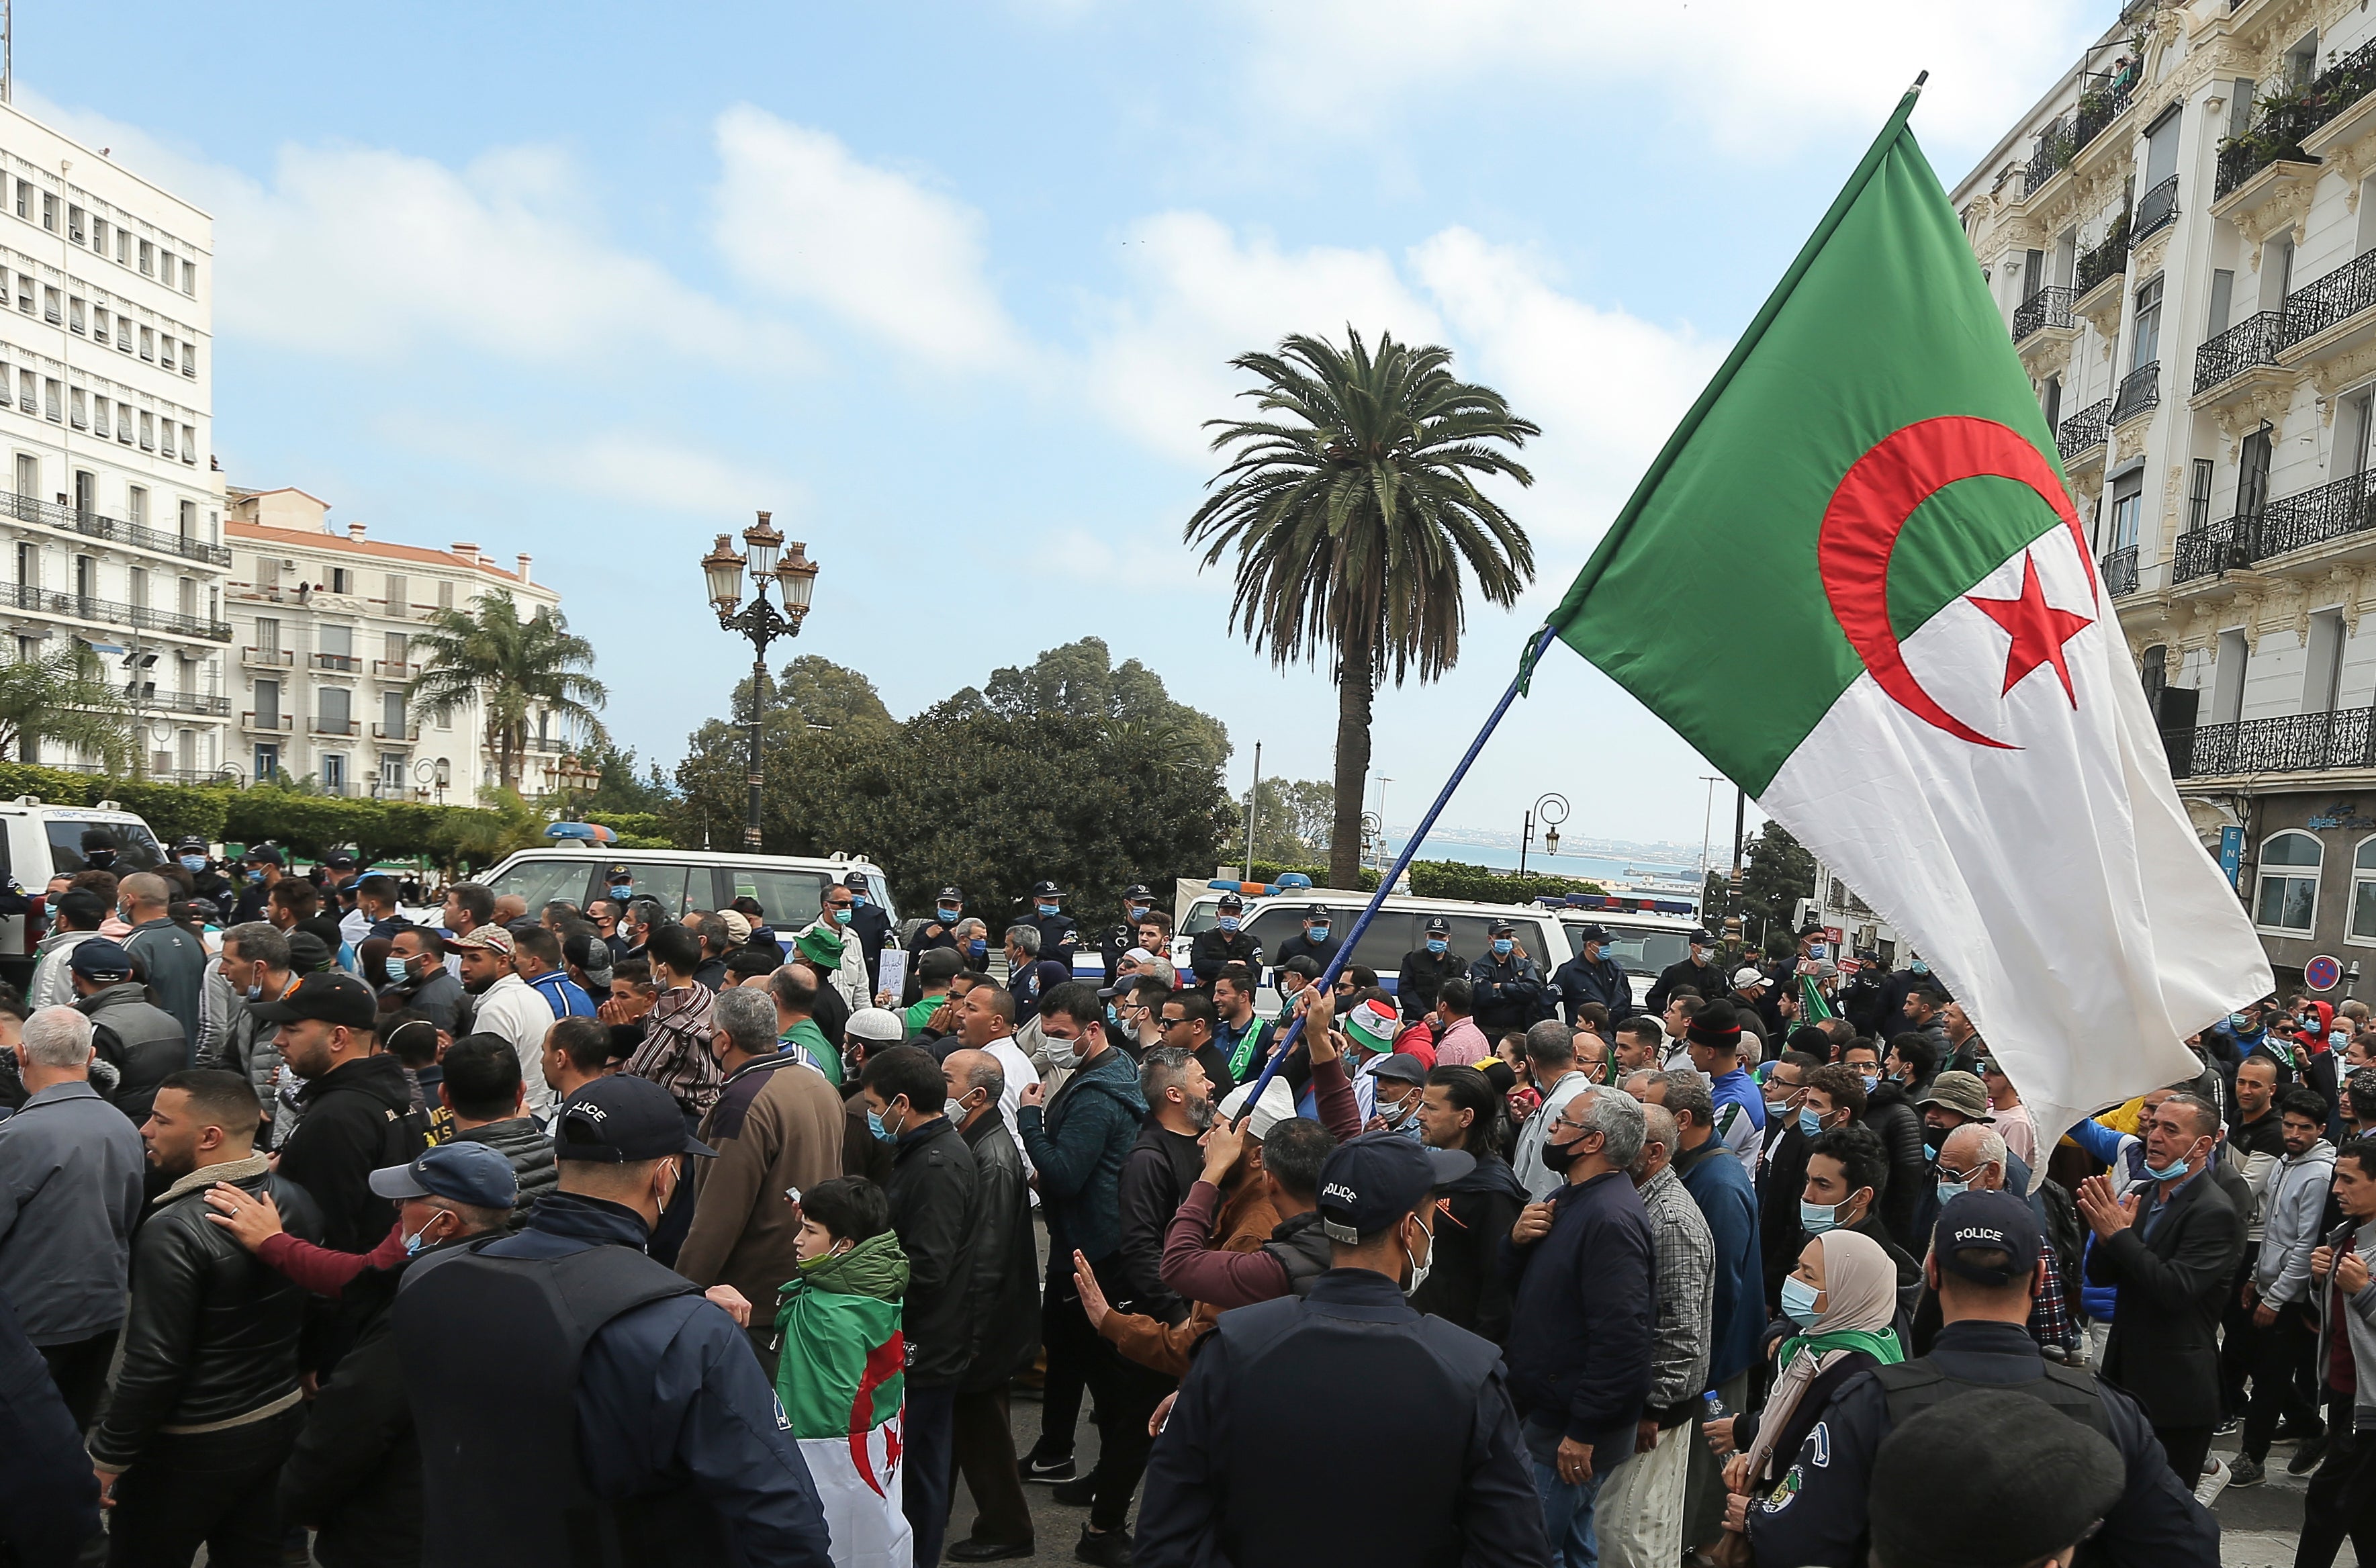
[1760,1121,1813,1313]
[1466,952,1551,1034]
[1498,1169,1655,1457]
[88,1160,326,1470]
[451,1115,557,1226]
[1409,1152,1527,1344]
[957,1111,1040,1393]
[845,903,895,988]
[1644,957,1723,1017]
[1395,948,1465,1019]
[1272,931,1342,988]
[2085,1168,2244,1430]
[1188,927,1263,988]
[75,982,185,1127]
[1859,1081,1930,1252]
[884,1115,980,1387]
[1550,952,1633,1027]
[0,1287,99,1565]
[277,1054,428,1254]
[1117,1121,1207,1325]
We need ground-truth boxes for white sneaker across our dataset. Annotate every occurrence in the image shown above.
[2193,1455,2231,1510]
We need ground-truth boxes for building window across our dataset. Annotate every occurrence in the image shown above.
[182,261,196,297]
[15,543,34,588]
[126,488,146,526]
[254,743,279,782]
[322,753,347,795]
[159,337,174,372]
[90,218,105,255]
[116,404,133,445]
[383,690,406,735]
[2256,829,2324,934]
[116,228,129,266]
[179,499,195,538]
[90,308,106,347]
[2351,839,2376,946]
[385,629,409,663]
[2132,275,2164,371]
[158,423,175,461]
[183,341,196,377]
[68,389,85,430]
[40,192,55,232]
[437,581,454,610]
[13,179,28,219]
[158,252,175,289]
[256,616,280,651]
[12,275,26,315]
[330,567,350,596]
[138,239,152,277]
[128,568,147,609]
[16,370,32,414]
[67,296,83,334]
[42,380,59,423]
[181,426,196,465]
[66,205,83,244]
[138,326,152,361]
[41,286,57,324]
[91,400,107,441]
[257,557,281,593]
[138,413,153,451]
[384,576,407,618]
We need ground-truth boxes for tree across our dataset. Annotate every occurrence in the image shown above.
[406,591,608,791]
[578,741,675,815]
[0,644,135,773]
[729,654,895,735]
[1187,328,1537,888]
[970,639,1228,773]
[1243,776,1333,864]
[1736,821,1817,958]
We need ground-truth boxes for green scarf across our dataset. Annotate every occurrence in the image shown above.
[1777,1322,1903,1369]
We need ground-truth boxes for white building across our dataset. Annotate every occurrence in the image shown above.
[0,97,228,778]
[224,486,567,802]
[1956,0,2376,986]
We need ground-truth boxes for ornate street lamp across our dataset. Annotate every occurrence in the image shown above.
[702,512,821,849]
[1519,792,1570,880]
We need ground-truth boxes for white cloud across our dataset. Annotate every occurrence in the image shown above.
[1225,0,2100,158]
[1082,212,1445,461]
[710,106,1025,371]
[379,412,802,518]
[26,91,801,374]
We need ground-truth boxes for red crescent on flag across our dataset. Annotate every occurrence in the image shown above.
[848,1331,906,1497]
[1817,416,2091,749]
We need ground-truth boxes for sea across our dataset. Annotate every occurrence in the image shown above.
[1377,830,1708,888]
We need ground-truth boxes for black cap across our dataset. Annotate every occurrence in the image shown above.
[937,886,962,902]
[1217,892,1244,911]
[1281,954,1321,980]
[1690,927,1715,943]
[1318,1132,1473,1244]
[323,853,357,871]
[563,931,612,974]
[1424,916,1451,935]
[917,946,965,982]
[1371,1052,1429,1086]
[1489,918,1516,935]
[242,845,284,866]
[287,931,335,974]
[1304,903,1329,918]
[1577,923,1610,943]
[843,870,868,891]
[1030,880,1062,898]
[1868,1389,2123,1568]
[553,1076,717,1164]
[604,864,632,880]
[248,972,379,1029]
[1933,1190,2042,1287]
[173,835,208,854]
[1124,884,1153,901]
[68,939,136,983]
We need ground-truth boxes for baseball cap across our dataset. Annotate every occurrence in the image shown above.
[369,1142,520,1209]
[1371,1052,1428,1086]
[1689,928,1715,944]
[242,845,284,866]
[1218,892,1244,912]
[1219,1076,1297,1138]
[1030,880,1062,898]
[1317,1131,1475,1244]
[452,925,516,958]
[322,853,357,871]
[1423,916,1451,935]
[563,931,612,978]
[936,886,963,903]
[1281,954,1322,980]
[1868,1389,2123,1568]
[604,864,633,881]
[1731,965,1768,989]
[1576,923,1610,944]
[1932,1190,2041,1287]
[286,931,335,974]
[68,939,136,984]
[842,871,868,892]
[248,972,379,1029]
[173,835,208,854]
[553,1076,715,1164]
[846,1007,906,1045]
[1123,884,1153,901]
[1488,918,1515,935]
[1913,1070,1995,1123]
[1304,903,1329,919]
[916,946,965,982]
[1343,997,1401,1054]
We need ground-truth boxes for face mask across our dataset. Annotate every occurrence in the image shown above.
[2144,1138,2203,1183]
[180,855,207,874]
[1798,1105,1825,1138]
[1038,903,1060,918]
[1426,938,1447,955]
[1404,1213,1435,1297]
[1542,1133,1584,1174]
[1218,915,1240,933]
[609,884,632,901]
[1128,904,1150,921]
[1921,1124,1948,1156]
[1105,1002,1121,1028]
[966,939,987,960]
[403,1215,445,1258]
[866,1106,901,1144]
[2334,1029,2352,1050]
[938,907,960,923]
[2230,1013,2251,1031]
[1800,1196,1847,1236]
[1860,1074,1880,1094]
[1691,945,1708,961]
[1043,1033,1082,1070]
[1935,1175,1971,1207]
[1807,942,1827,959]
[1493,939,1514,957]
[850,895,868,909]
[1779,1273,1823,1328]
[1310,925,1330,941]
[246,981,265,1003]
[797,1244,853,1272]
[1909,960,1929,976]
[1379,1095,1418,1129]
[831,907,852,926]
[944,1095,972,1124]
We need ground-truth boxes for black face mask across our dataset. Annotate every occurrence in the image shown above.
[1922,1124,1949,1156]
[1542,1135,1583,1174]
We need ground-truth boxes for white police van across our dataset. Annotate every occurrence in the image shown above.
[482,845,898,944]
[0,796,169,985]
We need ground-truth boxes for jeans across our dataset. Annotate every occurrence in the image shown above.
[2299,1396,2376,1568]
[1528,1419,1624,1568]
[107,1406,304,1568]
[2240,1303,2320,1461]
[904,1383,959,1568]
[952,1387,1034,1547]
[38,1326,119,1434]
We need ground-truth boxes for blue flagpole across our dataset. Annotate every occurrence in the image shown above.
[1233,622,1561,1122]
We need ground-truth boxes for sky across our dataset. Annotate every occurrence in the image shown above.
[21,0,2108,848]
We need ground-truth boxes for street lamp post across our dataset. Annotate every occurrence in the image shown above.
[1518,792,1569,881]
[702,512,820,851]
[414,755,451,805]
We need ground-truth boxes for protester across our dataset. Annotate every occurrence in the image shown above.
[1843,1037,1928,1248]
[94,1068,326,1564]
[208,921,293,1135]
[0,1005,144,1431]
[28,887,106,1010]
[622,923,723,1119]
[1685,999,1765,1180]
[942,1050,1040,1563]
[1135,1130,1547,1568]
[119,871,206,1048]
[68,938,183,1126]
[1408,1062,1528,1342]
[385,925,463,1034]
[261,973,424,1260]
[2229,1088,2334,1488]
[1978,1050,2039,1168]
[0,1282,101,1562]
[452,925,563,1117]
[1514,1019,1591,1200]
[1154,986,1230,1093]
[439,1033,560,1226]
[1804,1122,1922,1307]
[1906,1123,2075,1359]
[514,924,596,1019]
[1208,964,1270,1085]
[540,1013,611,1101]
[1004,925,1071,1023]
[2305,1136,2376,1564]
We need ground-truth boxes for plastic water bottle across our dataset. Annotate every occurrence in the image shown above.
[1703,1389,1727,1421]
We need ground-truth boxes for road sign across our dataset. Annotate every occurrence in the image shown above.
[2220,825,2244,890]
[2308,954,2343,992]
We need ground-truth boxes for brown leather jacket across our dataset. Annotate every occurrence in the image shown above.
[1098,1171,1281,1377]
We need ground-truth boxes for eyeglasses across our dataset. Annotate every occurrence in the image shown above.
[1935,1162,1995,1186]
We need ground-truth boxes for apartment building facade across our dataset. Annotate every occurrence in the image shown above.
[225,486,566,801]
[0,97,228,778]
[1958,0,2376,984]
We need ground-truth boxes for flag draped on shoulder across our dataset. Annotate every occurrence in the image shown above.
[775,1231,912,1568]
[1544,86,2271,1150]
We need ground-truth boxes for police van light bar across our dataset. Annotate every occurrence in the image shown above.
[1532,892,1697,916]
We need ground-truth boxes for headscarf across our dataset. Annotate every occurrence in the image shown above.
[1745,1230,1905,1483]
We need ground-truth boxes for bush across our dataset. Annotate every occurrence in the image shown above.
[1226,858,1604,905]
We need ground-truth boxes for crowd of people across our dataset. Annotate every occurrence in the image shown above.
[0,852,2358,1568]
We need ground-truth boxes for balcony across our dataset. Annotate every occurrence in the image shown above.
[310,652,361,674]
[371,721,420,741]
[2215,38,2376,199]
[0,582,231,641]
[2193,311,2285,396]
[2172,469,2376,583]
[140,691,230,717]
[2021,71,2137,197]
[0,491,230,567]
[2111,361,2160,424]
[241,711,293,735]
[2013,287,2074,343]
[371,659,418,680]
[309,717,359,737]
[2056,397,2111,463]
[2175,706,2376,779]
[2100,544,2140,598]
[240,645,293,670]
[2279,247,2376,353]
[2075,215,2130,299]
[2134,175,2179,242]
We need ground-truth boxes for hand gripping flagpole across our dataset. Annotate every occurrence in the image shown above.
[1231,622,1563,1125]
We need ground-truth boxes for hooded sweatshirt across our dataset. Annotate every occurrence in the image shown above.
[1018,1045,1148,1264]
[1409,1150,1529,1344]
[2258,1138,2338,1307]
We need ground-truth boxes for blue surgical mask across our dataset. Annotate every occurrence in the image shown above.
[1309,925,1330,941]
[1426,938,1447,955]
[850,894,868,909]
[1128,904,1150,921]
[1807,942,1827,959]
[1935,1176,1970,1206]
[1038,903,1060,918]
[1219,915,1240,933]
[966,939,987,961]
[1860,1074,1880,1094]
[245,982,265,1003]
[866,1109,897,1145]
[179,854,207,874]
[2144,1138,2203,1183]
[2334,1028,2352,1050]
[404,1227,429,1259]
[831,907,851,926]
[1106,1002,1120,1027]
[938,907,960,923]
[1798,1105,1825,1138]
[1910,960,1929,976]
[1800,1197,1846,1236]
[1493,939,1513,957]
[1779,1273,1823,1327]
[609,884,632,901]
[2230,1013,2251,1031]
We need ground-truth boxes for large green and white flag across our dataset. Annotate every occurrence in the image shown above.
[1546,87,2270,1150]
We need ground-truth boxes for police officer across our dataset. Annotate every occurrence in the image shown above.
[1271,904,1342,990]
[1465,919,1549,1035]
[837,870,897,992]
[173,836,236,909]
[1098,884,1159,983]
[1189,892,1263,988]
[1396,916,1463,1021]
[1643,927,1722,1016]
[1135,1132,1547,1568]
[1550,923,1633,1028]
[394,1074,833,1567]
[911,886,966,956]
[1022,880,1079,970]
[1739,1191,2218,1567]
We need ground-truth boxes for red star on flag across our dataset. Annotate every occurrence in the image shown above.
[1965,552,2091,705]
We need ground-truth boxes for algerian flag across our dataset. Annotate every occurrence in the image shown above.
[1544,85,2269,1154]
[776,1240,912,1568]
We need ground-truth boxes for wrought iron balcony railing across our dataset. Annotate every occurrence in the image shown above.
[2194,311,2285,394]
[2215,36,2376,199]
[0,490,230,567]
[2171,469,2376,582]
[2134,175,2180,242]
[2056,398,2111,461]
[2100,543,2140,597]
[309,718,359,737]
[2281,246,2376,348]
[2179,706,2376,778]
[2022,71,2136,197]
[2076,217,2130,297]
[240,646,293,667]
[2013,287,2075,342]
[311,652,361,673]
[2112,361,2160,424]
[241,712,293,733]
[0,580,231,640]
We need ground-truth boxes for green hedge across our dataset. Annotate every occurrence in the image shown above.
[1232,858,1605,903]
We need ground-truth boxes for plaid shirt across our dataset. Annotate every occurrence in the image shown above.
[2031,1240,2076,1355]
[625,984,722,1117]
[1637,1164,1716,1409]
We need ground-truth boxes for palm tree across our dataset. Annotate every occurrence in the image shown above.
[406,590,608,790]
[0,642,136,772]
[1187,328,1539,888]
